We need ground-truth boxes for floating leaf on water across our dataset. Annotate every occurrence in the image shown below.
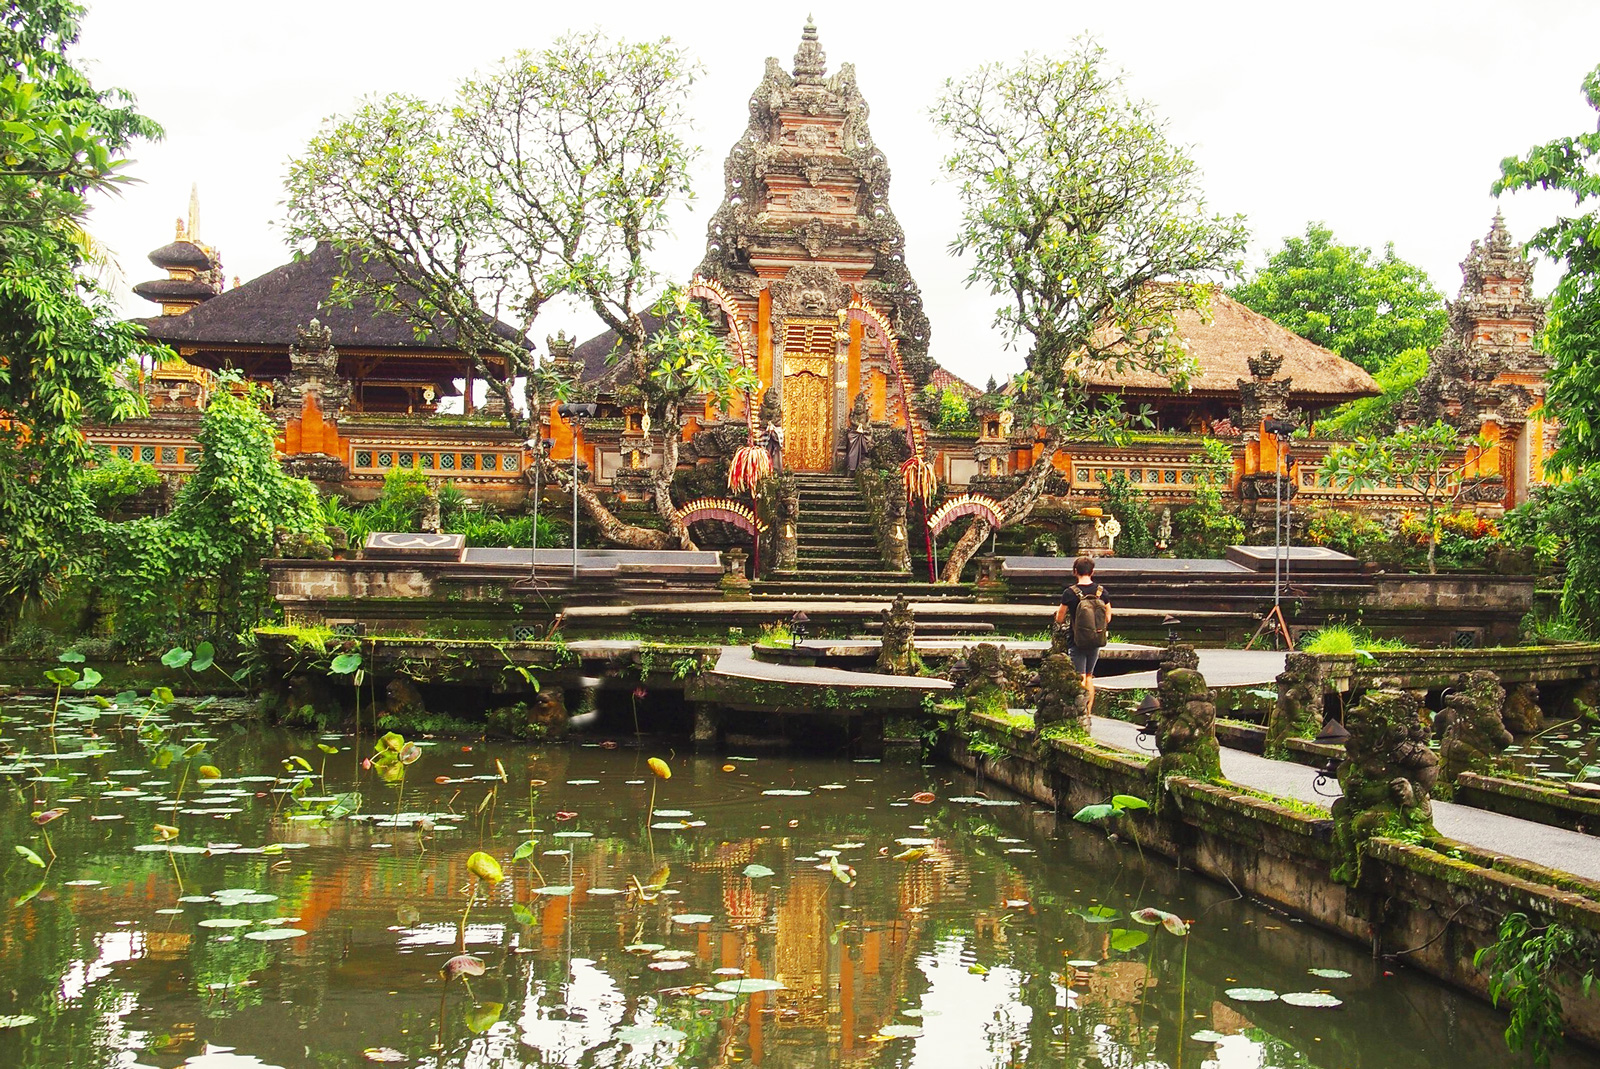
[648,960,690,971]
[742,863,775,878]
[1280,991,1343,1008]
[553,830,594,838]
[761,789,810,796]
[362,1048,406,1063]
[895,837,935,847]
[442,954,486,981]
[1066,959,1098,968]
[197,918,252,929]
[0,1015,38,1029]
[616,1024,686,1046]
[624,943,666,954]
[1225,987,1280,1002]
[672,913,713,925]
[712,967,744,976]
[1190,1029,1229,1042]
[877,1024,924,1038]
[534,885,575,896]
[1308,968,1352,979]
[653,809,693,818]
[714,978,786,994]
[653,949,696,961]
[244,928,308,941]
[696,990,735,1001]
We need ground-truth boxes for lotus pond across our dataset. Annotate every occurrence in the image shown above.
[0,695,1591,1069]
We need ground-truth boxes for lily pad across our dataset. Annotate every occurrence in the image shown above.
[0,1015,37,1029]
[1225,987,1279,1002]
[244,927,308,941]
[625,943,666,954]
[672,913,713,925]
[1307,968,1352,979]
[1190,1029,1229,1042]
[648,960,690,971]
[534,885,576,896]
[713,978,786,994]
[877,1024,923,1038]
[1280,991,1343,1008]
[742,863,775,878]
[197,918,253,929]
[761,789,811,796]
[695,990,735,1002]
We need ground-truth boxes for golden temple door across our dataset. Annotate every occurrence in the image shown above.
[781,317,838,471]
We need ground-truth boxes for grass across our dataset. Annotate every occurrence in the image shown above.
[753,625,796,648]
[1298,625,1410,656]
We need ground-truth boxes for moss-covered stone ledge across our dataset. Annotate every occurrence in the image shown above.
[1452,771,1600,834]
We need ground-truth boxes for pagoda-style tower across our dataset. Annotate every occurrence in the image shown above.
[1406,213,1552,505]
[696,20,931,471]
[132,185,224,317]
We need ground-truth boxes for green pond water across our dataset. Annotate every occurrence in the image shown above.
[0,696,1592,1069]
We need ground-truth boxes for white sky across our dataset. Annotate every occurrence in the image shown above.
[76,0,1600,386]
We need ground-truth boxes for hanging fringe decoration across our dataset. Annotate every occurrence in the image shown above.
[899,456,938,506]
[728,444,772,495]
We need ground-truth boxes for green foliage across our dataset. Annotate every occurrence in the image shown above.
[87,381,326,652]
[1298,626,1409,656]
[1492,64,1600,473]
[1098,472,1156,557]
[921,384,974,431]
[1474,912,1596,1068]
[1314,345,1431,437]
[80,456,162,513]
[1505,471,1600,623]
[0,1,164,619]
[1231,222,1446,374]
[1173,439,1242,557]
[633,289,761,418]
[1303,507,1387,560]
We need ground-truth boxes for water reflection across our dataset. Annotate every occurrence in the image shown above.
[0,703,1591,1068]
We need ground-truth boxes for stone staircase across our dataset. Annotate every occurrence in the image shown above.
[752,472,973,601]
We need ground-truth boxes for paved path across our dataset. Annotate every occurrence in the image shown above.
[710,646,952,691]
[1096,649,1287,691]
[1091,717,1600,883]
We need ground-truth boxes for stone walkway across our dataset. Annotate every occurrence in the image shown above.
[710,646,953,692]
[1091,716,1600,883]
[1096,648,1288,691]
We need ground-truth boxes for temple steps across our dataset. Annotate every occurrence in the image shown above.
[759,468,975,601]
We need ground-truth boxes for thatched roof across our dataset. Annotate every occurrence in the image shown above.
[133,242,528,354]
[1081,291,1378,401]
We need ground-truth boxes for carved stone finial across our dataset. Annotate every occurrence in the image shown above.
[793,18,827,85]
[277,319,348,418]
[1247,348,1283,381]
[546,330,577,370]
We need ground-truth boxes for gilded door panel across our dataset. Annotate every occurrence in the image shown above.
[783,369,834,471]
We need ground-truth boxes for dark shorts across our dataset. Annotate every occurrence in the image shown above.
[1069,646,1100,676]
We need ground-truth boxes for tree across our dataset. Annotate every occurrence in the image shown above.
[1492,63,1600,472]
[1231,222,1447,374]
[1317,420,1494,574]
[286,31,753,549]
[91,379,326,650]
[0,0,163,620]
[930,41,1249,582]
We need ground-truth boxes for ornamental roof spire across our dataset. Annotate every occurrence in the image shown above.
[792,17,827,85]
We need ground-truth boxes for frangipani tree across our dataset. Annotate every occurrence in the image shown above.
[930,41,1248,582]
[1318,420,1497,574]
[286,31,751,548]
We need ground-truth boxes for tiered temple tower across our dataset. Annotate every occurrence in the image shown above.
[1407,213,1552,505]
[696,19,932,471]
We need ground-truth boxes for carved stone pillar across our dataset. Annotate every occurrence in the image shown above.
[1331,685,1439,883]
[773,473,799,573]
[1148,666,1222,798]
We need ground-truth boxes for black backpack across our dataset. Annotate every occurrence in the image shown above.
[1071,585,1110,650]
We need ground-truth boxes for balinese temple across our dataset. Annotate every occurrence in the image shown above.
[91,23,1554,523]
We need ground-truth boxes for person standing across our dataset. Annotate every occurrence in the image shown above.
[1053,556,1112,711]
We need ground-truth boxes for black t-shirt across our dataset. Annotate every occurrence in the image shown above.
[1060,582,1108,612]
